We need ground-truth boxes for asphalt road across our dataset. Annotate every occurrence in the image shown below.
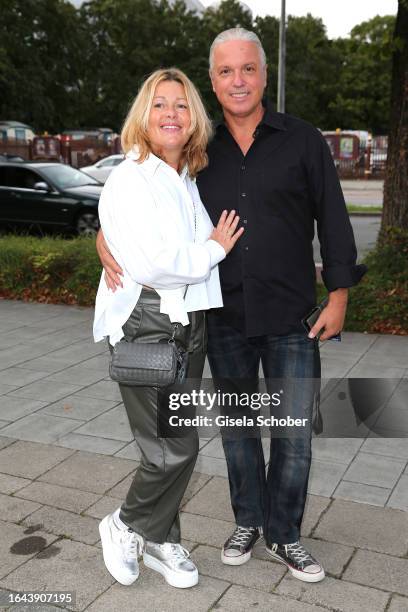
[313,215,381,263]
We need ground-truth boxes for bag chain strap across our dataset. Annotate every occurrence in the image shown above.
[169,198,197,343]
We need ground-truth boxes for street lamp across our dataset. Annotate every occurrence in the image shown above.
[277,0,286,113]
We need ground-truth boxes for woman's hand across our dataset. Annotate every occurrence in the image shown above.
[96,229,124,292]
[210,210,244,255]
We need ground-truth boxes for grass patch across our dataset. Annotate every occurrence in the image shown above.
[346,204,382,213]
[0,235,100,306]
[317,227,408,335]
[1,229,407,335]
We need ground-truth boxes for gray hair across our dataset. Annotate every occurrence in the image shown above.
[209,27,266,71]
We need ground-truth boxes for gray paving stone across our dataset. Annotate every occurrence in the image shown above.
[388,595,408,611]
[361,335,408,367]
[0,519,60,580]
[38,395,119,421]
[361,437,408,460]
[22,506,100,545]
[180,512,233,547]
[183,477,235,522]
[83,496,122,520]
[0,538,113,611]
[192,544,286,590]
[0,437,14,451]
[6,380,84,403]
[344,549,408,596]
[215,585,326,611]
[15,356,73,374]
[181,472,212,506]
[0,367,49,387]
[0,383,18,393]
[314,499,408,556]
[307,459,347,496]
[0,493,41,523]
[298,537,354,578]
[79,354,109,371]
[56,433,127,455]
[0,397,48,421]
[0,414,81,444]
[15,482,100,514]
[0,441,74,479]
[87,569,229,612]
[342,452,405,488]
[276,574,389,612]
[334,480,391,506]
[0,420,9,429]
[387,474,408,511]
[311,438,363,464]
[113,440,142,460]
[194,453,228,477]
[0,474,30,495]
[38,451,136,494]
[73,380,122,402]
[44,365,105,386]
[73,405,133,442]
[299,495,331,537]
[348,362,406,378]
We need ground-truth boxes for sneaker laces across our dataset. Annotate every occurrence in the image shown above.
[284,541,315,564]
[161,543,190,567]
[228,526,257,548]
[120,528,144,562]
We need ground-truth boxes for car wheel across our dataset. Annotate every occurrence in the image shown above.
[76,211,100,237]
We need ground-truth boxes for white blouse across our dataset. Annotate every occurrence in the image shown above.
[93,149,225,345]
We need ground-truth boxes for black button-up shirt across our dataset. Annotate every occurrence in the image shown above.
[197,101,366,337]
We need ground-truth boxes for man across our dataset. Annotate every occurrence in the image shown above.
[97,28,365,583]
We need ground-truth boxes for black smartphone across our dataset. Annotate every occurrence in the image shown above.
[301,298,342,342]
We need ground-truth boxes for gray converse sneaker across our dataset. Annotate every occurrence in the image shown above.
[143,541,198,588]
[265,541,325,582]
[221,526,261,565]
[99,508,144,585]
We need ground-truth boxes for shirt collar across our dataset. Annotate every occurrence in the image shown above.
[215,98,287,133]
[126,146,189,180]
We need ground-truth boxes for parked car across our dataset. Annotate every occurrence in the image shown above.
[0,153,25,162]
[0,162,102,236]
[81,154,124,183]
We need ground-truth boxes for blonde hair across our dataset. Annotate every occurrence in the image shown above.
[121,68,212,177]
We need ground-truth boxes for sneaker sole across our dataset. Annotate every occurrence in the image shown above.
[221,549,252,566]
[99,517,139,586]
[265,548,325,583]
[143,552,198,588]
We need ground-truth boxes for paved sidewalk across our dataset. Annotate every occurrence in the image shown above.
[0,300,407,611]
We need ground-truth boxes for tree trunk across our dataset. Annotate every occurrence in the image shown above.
[381,0,408,234]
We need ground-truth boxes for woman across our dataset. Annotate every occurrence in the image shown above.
[93,68,243,589]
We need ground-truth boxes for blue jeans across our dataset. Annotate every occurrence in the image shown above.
[207,313,320,544]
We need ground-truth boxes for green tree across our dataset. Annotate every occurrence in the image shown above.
[0,0,85,132]
[329,15,395,133]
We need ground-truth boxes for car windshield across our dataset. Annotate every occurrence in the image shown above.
[40,165,100,189]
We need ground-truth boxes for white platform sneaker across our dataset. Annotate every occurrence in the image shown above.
[99,508,144,586]
[143,541,198,588]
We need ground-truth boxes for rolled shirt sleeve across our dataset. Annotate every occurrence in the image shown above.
[306,128,367,291]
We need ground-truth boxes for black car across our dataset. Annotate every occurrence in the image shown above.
[0,162,103,236]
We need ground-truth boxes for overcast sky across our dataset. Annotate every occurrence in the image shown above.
[201,0,398,39]
[69,0,398,39]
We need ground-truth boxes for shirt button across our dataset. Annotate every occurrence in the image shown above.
[241,165,246,171]
[241,192,246,197]
[243,219,247,224]
[244,246,249,251]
